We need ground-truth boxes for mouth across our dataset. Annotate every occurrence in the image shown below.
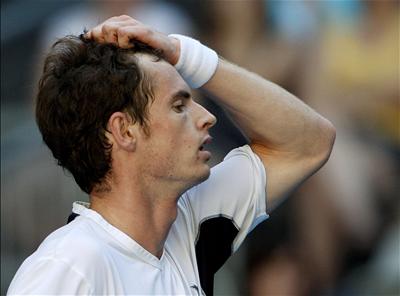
[199,136,213,151]
[198,136,213,161]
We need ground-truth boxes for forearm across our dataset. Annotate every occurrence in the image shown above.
[202,58,335,159]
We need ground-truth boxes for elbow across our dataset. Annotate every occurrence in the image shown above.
[316,118,336,167]
[302,118,336,174]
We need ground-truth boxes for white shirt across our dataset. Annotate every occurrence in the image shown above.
[8,145,268,295]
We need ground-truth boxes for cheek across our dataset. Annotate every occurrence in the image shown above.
[147,111,198,159]
[166,135,194,158]
[154,120,195,151]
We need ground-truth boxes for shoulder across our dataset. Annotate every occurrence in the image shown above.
[40,217,107,261]
[8,219,103,294]
[220,144,265,183]
[188,144,266,201]
[22,217,111,277]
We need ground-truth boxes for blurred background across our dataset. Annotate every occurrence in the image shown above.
[1,0,399,295]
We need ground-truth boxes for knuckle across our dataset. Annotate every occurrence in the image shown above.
[127,20,138,26]
[101,24,109,33]
[117,27,127,36]
[102,23,116,34]
[91,28,102,40]
[118,15,132,20]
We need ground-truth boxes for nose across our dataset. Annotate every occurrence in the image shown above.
[195,103,217,130]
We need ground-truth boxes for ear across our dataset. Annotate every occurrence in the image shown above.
[107,112,137,152]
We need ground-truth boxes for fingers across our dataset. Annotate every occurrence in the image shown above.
[117,25,154,49]
[86,15,142,47]
[83,15,180,65]
[101,21,129,46]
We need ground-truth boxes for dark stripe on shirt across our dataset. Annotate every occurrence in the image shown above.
[67,212,79,223]
[195,216,239,296]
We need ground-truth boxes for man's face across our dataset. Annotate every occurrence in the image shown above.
[135,55,217,189]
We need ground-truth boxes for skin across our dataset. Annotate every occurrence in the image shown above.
[87,15,336,258]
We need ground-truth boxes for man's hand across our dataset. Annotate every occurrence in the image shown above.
[85,15,180,65]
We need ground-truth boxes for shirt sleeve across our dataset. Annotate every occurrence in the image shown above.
[7,257,92,295]
[182,144,268,250]
[179,145,268,295]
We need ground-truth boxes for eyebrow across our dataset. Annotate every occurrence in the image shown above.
[169,90,191,103]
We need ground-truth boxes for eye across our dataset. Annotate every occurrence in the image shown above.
[172,100,186,113]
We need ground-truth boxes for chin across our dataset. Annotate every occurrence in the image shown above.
[183,164,211,190]
[196,165,211,183]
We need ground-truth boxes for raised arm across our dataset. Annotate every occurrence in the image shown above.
[86,15,336,210]
[201,60,336,208]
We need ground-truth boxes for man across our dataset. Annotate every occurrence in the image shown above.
[8,15,335,295]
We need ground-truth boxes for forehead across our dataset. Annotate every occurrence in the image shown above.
[137,53,190,102]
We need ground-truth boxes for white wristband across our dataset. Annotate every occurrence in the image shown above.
[169,34,218,89]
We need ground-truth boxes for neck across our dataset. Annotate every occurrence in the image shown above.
[90,176,184,258]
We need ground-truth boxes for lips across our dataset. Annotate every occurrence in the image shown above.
[198,135,213,161]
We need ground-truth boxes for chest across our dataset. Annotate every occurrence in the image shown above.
[97,246,202,295]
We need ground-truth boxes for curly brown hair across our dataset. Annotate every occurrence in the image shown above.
[36,35,161,194]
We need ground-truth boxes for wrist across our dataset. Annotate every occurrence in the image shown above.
[168,37,181,66]
[168,34,218,89]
